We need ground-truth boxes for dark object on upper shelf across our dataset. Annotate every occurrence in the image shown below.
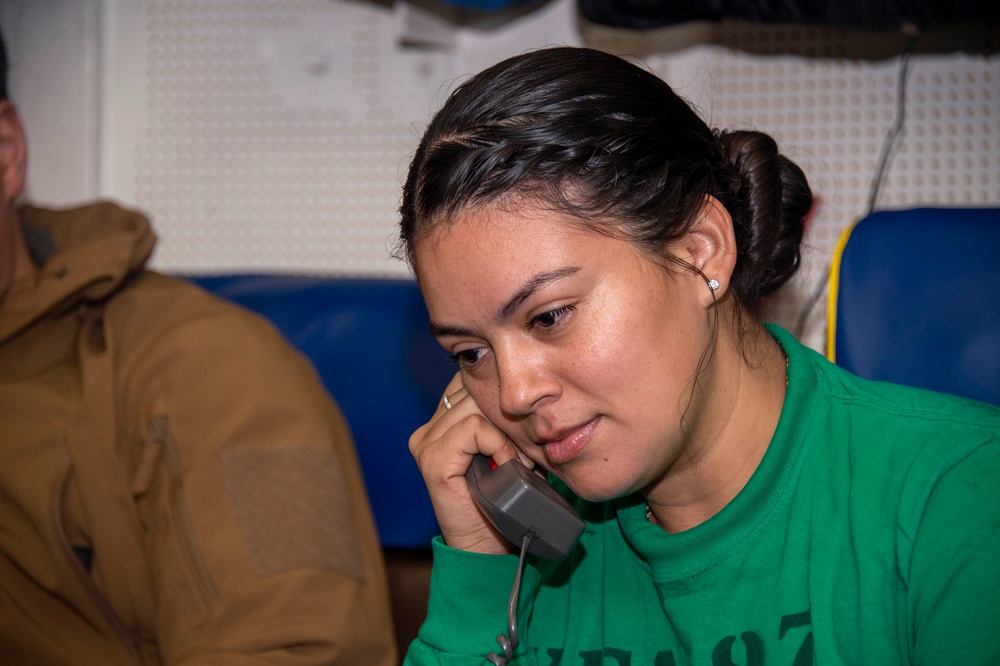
[440,0,533,10]
[579,0,1000,31]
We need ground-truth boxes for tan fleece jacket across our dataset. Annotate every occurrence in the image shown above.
[0,202,397,664]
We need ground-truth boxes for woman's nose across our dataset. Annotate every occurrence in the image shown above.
[495,345,559,416]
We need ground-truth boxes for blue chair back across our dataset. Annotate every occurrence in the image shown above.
[827,207,1000,406]
[190,275,452,548]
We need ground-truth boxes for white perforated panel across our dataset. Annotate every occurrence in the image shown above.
[112,0,453,277]
[98,1,999,350]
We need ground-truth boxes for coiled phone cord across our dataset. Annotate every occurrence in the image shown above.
[486,533,534,666]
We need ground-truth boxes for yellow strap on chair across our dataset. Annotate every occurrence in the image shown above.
[825,220,860,364]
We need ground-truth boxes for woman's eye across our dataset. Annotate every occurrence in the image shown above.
[529,305,575,330]
[448,347,487,368]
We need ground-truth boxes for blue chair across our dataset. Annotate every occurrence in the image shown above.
[189,275,453,650]
[827,207,1000,406]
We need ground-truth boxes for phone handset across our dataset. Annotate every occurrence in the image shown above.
[465,454,585,560]
[465,454,585,665]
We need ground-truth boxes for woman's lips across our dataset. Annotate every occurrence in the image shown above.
[540,416,601,465]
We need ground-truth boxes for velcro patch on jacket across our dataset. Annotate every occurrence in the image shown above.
[221,446,366,581]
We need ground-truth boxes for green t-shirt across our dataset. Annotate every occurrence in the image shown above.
[406,326,1000,665]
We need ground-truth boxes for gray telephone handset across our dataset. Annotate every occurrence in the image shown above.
[465,454,585,560]
[465,454,585,665]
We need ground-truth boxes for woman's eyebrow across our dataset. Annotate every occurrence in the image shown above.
[428,321,474,338]
[428,267,580,339]
[497,267,580,322]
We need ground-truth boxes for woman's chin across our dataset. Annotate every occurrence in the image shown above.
[559,474,635,504]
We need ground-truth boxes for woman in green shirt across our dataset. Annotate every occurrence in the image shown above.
[396,46,1000,665]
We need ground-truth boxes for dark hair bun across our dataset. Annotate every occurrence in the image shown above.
[717,130,812,312]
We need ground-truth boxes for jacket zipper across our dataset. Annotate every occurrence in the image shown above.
[148,414,220,607]
[54,455,143,666]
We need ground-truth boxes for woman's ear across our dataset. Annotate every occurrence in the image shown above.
[0,101,27,205]
[675,195,737,304]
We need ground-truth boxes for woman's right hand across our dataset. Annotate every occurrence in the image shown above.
[409,372,528,555]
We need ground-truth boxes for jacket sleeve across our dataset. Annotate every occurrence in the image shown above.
[123,299,397,665]
[403,538,534,665]
[904,439,1000,665]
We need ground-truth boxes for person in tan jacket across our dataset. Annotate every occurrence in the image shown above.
[0,36,397,664]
